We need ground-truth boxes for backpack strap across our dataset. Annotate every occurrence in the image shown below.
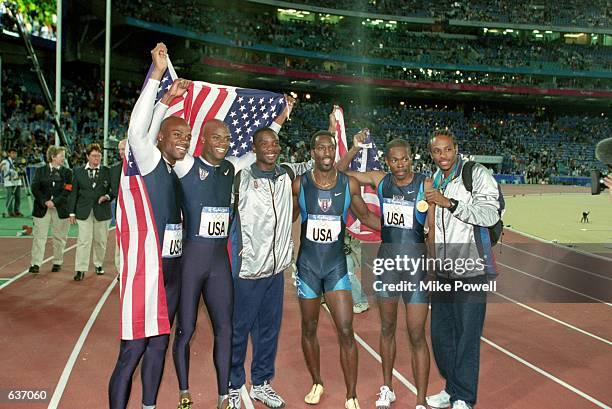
[461,161,477,193]
[279,164,295,181]
[233,170,242,217]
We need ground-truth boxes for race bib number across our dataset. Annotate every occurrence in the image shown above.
[162,224,182,258]
[306,214,342,243]
[199,207,230,238]
[383,198,414,230]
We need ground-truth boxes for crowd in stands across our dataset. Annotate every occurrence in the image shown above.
[1,68,607,187]
[290,0,610,28]
[204,45,611,91]
[1,68,137,166]
[115,1,612,90]
[0,0,56,40]
[279,101,608,182]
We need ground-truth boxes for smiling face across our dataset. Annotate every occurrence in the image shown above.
[429,134,458,175]
[253,129,281,170]
[158,117,191,165]
[311,133,336,172]
[200,119,231,165]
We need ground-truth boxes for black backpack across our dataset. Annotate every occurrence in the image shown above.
[461,161,505,246]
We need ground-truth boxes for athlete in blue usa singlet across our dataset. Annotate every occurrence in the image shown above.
[296,170,352,297]
[336,130,432,409]
[292,130,378,409]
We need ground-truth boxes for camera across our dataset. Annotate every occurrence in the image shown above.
[592,138,612,195]
[590,169,610,195]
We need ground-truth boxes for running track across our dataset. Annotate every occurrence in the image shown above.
[1,227,611,408]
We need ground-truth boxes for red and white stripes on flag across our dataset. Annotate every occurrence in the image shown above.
[332,107,382,242]
[165,82,238,157]
[116,145,169,340]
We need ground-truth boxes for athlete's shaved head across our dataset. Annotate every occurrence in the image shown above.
[160,116,189,135]
[202,119,229,136]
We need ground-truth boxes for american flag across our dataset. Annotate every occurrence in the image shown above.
[115,62,181,340]
[159,60,286,157]
[333,107,382,242]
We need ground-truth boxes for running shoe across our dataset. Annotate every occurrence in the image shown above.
[375,385,396,409]
[250,381,285,408]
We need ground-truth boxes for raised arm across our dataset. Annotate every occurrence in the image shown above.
[348,176,380,231]
[128,43,167,147]
[335,130,385,189]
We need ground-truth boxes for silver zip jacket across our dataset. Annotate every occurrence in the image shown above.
[232,161,311,279]
[433,160,500,278]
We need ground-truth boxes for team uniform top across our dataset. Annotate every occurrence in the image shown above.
[377,172,427,245]
[298,171,351,268]
[375,172,429,303]
[173,156,235,244]
[173,141,263,244]
[295,171,353,298]
[127,79,183,258]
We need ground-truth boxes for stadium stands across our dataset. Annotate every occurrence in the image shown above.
[2,66,607,183]
[114,1,612,89]
[281,0,610,28]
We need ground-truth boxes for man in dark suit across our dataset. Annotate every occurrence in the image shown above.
[68,143,113,281]
[29,146,73,274]
[110,138,127,273]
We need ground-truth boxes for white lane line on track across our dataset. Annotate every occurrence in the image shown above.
[321,304,418,395]
[492,292,612,346]
[0,243,77,290]
[240,385,255,409]
[497,261,612,307]
[323,301,610,407]
[354,332,418,395]
[505,227,612,262]
[481,336,612,409]
[501,242,612,282]
[47,278,117,409]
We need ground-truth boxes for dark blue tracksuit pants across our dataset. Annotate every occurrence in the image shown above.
[230,272,284,388]
[431,276,487,407]
[173,240,233,396]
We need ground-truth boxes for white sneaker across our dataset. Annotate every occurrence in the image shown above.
[375,385,396,409]
[452,400,471,409]
[426,389,451,408]
[227,388,241,409]
[416,406,427,409]
[250,381,285,408]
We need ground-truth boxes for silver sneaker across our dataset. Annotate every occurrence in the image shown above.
[250,381,285,408]
[227,388,241,409]
[452,400,471,409]
[426,389,451,408]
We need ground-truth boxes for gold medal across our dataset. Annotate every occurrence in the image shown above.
[416,200,429,212]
